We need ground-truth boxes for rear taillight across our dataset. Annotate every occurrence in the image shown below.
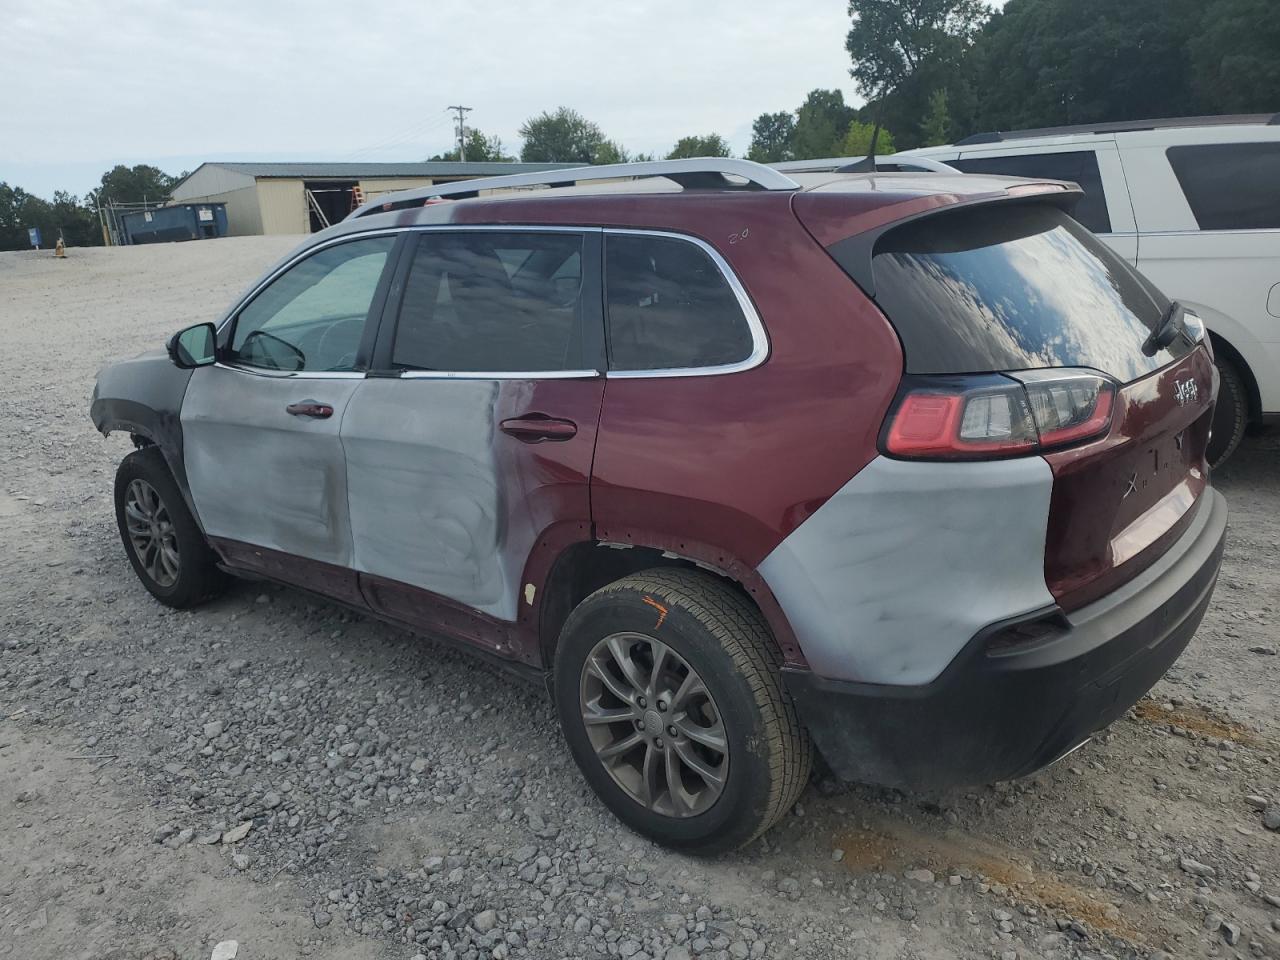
[883,370,1116,460]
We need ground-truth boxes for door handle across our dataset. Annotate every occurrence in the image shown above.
[286,400,334,419]
[500,415,578,442]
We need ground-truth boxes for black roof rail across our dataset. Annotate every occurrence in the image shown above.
[954,114,1280,146]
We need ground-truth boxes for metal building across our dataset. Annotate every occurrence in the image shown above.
[168,161,579,236]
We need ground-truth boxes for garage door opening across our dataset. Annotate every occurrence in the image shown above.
[304,180,358,232]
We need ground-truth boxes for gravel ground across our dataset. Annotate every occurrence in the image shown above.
[1,238,1278,960]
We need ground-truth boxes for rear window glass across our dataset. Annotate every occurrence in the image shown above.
[1166,142,1280,230]
[950,151,1112,233]
[605,233,755,371]
[871,204,1187,382]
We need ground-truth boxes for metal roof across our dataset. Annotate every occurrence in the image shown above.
[189,161,580,180]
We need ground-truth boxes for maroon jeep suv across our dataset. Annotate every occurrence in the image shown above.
[91,158,1227,853]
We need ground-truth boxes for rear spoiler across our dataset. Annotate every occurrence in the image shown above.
[804,181,1082,299]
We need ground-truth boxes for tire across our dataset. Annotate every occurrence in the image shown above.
[114,446,228,608]
[553,568,811,854]
[1208,356,1248,467]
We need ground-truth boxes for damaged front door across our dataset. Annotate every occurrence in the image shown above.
[181,234,400,600]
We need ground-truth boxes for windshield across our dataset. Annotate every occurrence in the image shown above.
[871,204,1189,381]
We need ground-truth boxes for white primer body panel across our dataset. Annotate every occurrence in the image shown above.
[181,365,361,566]
[758,455,1056,686]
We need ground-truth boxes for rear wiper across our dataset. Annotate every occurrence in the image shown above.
[1142,301,1183,357]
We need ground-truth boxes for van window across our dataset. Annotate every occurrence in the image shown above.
[605,233,754,371]
[392,231,586,372]
[869,203,1188,383]
[950,151,1113,234]
[1167,142,1280,231]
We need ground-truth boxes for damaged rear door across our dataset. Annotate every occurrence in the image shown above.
[340,227,605,654]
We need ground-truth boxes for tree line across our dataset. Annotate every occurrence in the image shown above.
[3,0,1275,251]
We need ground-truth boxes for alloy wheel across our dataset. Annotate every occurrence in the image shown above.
[579,632,728,818]
[123,478,180,587]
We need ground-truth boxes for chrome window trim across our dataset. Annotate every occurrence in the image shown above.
[399,369,600,381]
[213,362,365,380]
[602,228,770,379]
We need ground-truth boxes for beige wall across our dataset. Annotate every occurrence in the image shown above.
[165,184,262,237]
[256,180,308,235]
[357,177,435,202]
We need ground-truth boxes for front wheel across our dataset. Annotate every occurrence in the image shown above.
[554,569,811,854]
[114,446,228,608]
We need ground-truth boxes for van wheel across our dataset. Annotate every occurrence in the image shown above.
[1208,357,1247,467]
[554,569,811,854]
[114,447,228,608]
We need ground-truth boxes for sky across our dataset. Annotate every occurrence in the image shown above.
[0,0,949,199]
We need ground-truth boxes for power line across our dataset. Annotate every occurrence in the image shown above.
[447,105,473,161]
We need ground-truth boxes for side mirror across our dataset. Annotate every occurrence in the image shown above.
[167,322,217,368]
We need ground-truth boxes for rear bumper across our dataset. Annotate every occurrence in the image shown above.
[783,488,1227,790]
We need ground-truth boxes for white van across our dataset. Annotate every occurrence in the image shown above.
[902,114,1280,464]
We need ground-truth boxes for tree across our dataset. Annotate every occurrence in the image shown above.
[969,0,1202,131]
[0,182,100,251]
[747,112,796,162]
[1189,0,1280,113]
[429,129,513,163]
[666,134,732,159]
[791,89,858,159]
[839,121,898,156]
[846,0,991,99]
[919,88,952,145]
[519,107,623,164]
[98,164,177,205]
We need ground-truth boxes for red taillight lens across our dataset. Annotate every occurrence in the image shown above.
[883,371,1115,460]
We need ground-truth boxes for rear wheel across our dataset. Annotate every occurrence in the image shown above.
[1208,356,1248,467]
[114,446,228,608]
[554,569,811,854]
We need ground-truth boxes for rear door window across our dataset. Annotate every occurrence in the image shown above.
[951,151,1113,233]
[1166,142,1280,230]
[869,203,1188,382]
[392,231,588,372]
[604,233,756,372]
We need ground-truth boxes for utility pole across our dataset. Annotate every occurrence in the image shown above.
[447,105,472,161]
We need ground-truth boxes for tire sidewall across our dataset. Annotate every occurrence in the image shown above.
[554,583,776,853]
[113,447,207,606]
[1208,357,1247,467]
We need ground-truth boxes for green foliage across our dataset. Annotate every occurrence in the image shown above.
[846,0,992,98]
[969,0,1203,130]
[519,107,622,164]
[0,182,101,251]
[666,134,732,160]
[840,121,897,156]
[1188,0,1280,113]
[747,112,796,162]
[429,129,514,163]
[919,88,952,145]
[792,89,859,159]
[98,164,177,205]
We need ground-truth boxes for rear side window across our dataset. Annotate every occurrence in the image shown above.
[392,231,586,372]
[1167,142,1280,230]
[605,233,755,372]
[870,204,1188,382]
[950,151,1112,233]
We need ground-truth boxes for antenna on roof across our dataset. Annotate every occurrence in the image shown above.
[841,96,884,173]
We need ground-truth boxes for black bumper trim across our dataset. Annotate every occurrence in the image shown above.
[784,489,1227,789]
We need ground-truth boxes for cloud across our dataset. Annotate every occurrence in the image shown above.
[0,0,867,196]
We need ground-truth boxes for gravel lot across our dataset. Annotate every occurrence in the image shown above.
[1,238,1278,960]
